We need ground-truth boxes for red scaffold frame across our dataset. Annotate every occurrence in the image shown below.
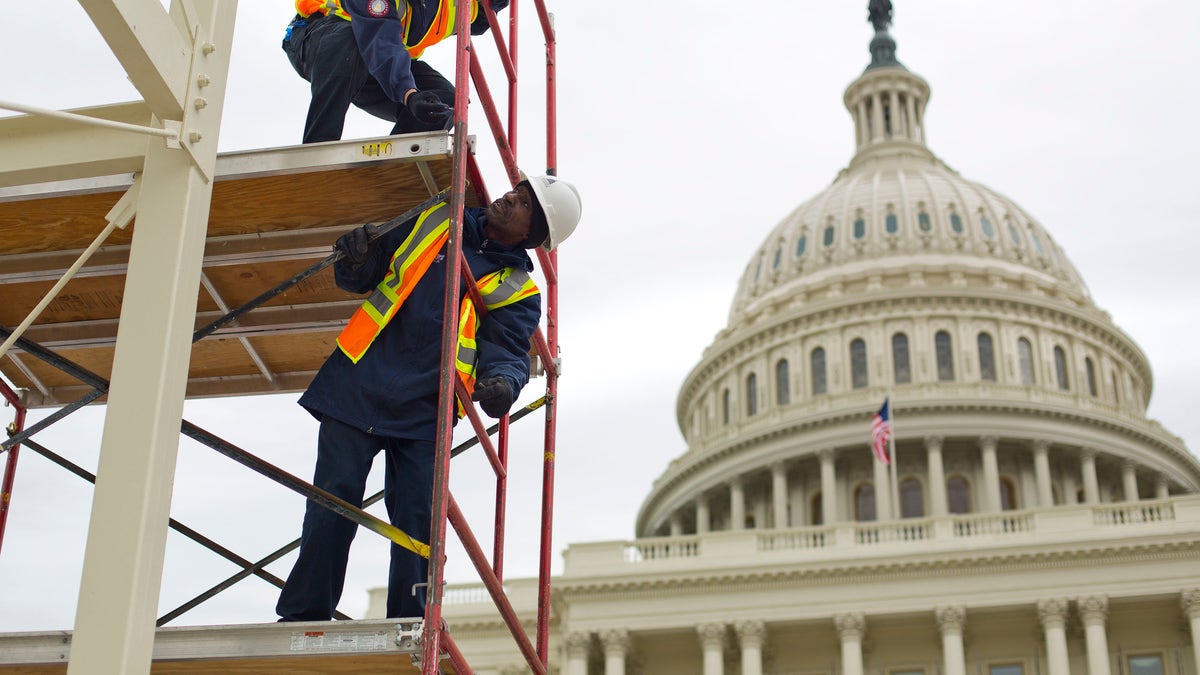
[0,1,568,673]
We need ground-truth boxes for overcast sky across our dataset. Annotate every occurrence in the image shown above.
[2,1,1198,632]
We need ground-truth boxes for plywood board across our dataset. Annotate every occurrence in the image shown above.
[0,134,483,408]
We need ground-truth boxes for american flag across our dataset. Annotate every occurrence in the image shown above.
[870,398,892,464]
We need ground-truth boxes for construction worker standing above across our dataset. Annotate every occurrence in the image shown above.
[282,0,509,143]
[276,175,582,622]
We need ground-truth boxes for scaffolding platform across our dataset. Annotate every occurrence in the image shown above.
[0,129,477,408]
[0,619,449,674]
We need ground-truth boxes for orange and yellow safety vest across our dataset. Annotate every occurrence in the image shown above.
[335,202,538,413]
[295,0,481,59]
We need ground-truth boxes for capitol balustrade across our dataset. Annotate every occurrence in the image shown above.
[564,495,1200,575]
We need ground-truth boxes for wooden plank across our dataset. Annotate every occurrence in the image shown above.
[0,135,484,406]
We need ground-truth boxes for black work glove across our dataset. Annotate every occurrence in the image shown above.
[334,224,379,268]
[406,90,451,125]
[472,376,513,418]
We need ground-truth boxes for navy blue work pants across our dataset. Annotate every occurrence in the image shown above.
[284,15,455,144]
[276,415,435,620]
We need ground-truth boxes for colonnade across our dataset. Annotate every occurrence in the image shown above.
[665,436,1172,535]
[560,590,1200,675]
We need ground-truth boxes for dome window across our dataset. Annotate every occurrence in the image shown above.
[796,235,808,257]
[885,213,899,234]
[1008,222,1022,246]
[850,338,868,389]
[1030,229,1046,255]
[823,225,835,247]
[775,359,791,405]
[891,333,911,384]
[811,347,827,395]
[853,218,866,239]
[999,477,1018,510]
[1018,338,1036,385]
[977,333,996,382]
[918,211,932,232]
[773,246,782,269]
[900,478,924,518]
[1085,357,1098,397]
[979,215,995,238]
[746,373,759,416]
[947,475,971,514]
[854,483,877,522]
[949,212,964,234]
[754,259,762,281]
[935,330,955,382]
[1053,346,1070,391]
[721,388,731,425]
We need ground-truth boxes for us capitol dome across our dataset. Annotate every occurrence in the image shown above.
[415,7,1200,674]
[637,19,1199,538]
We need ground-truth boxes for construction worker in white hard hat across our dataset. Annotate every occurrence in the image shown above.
[276,175,580,622]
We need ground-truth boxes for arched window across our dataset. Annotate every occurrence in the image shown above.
[853,218,866,239]
[935,331,955,381]
[885,213,899,234]
[855,483,877,521]
[900,478,924,518]
[977,332,996,381]
[892,333,911,384]
[918,211,932,232]
[775,359,790,405]
[1053,346,1070,390]
[1085,357,1097,397]
[947,476,971,514]
[823,225,835,247]
[1018,338,1035,385]
[796,235,808,257]
[950,212,964,234]
[722,388,731,425]
[850,338,868,389]
[773,246,782,269]
[999,477,1018,511]
[811,347,827,395]
[810,493,824,525]
[1111,371,1121,404]
[746,373,758,416]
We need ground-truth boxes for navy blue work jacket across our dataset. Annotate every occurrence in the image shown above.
[299,207,539,440]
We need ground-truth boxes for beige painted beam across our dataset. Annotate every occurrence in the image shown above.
[0,102,150,187]
[77,0,190,118]
[65,1,237,673]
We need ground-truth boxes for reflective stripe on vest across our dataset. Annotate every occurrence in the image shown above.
[335,205,540,414]
[294,0,478,59]
[295,0,350,21]
[336,202,452,363]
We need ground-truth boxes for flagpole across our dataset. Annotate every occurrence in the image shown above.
[888,390,900,520]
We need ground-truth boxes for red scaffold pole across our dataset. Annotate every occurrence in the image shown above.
[420,1,475,670]
[0,379,27,556]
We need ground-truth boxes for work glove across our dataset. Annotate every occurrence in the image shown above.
[406,90,451,125]
[472,376,514,418]
[334,223,379,268]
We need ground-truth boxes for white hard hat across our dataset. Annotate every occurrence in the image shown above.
[520,173,582,251]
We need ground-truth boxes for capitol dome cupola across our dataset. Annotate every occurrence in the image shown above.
[844,0,932,167]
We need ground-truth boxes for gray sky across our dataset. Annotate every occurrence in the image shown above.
[2,1,1198,631]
